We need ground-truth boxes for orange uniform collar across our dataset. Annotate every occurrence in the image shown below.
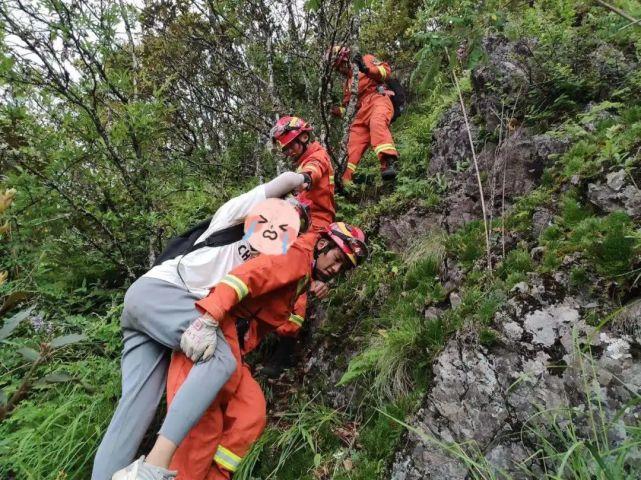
[295,141,323,167]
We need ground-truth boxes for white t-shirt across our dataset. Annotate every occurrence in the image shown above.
[143,185,266,298]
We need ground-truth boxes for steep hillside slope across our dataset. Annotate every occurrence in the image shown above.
[1,1,640,479]
[250,2,641,479]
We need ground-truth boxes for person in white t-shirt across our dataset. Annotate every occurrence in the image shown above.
[92,172,313,480]
[144,183,270,298]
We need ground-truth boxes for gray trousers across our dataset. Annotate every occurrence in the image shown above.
[92,277,237,480]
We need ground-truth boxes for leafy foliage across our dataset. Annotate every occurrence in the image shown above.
[1,0,641,478]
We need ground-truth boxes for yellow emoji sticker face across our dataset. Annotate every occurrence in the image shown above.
[243,198,300,255]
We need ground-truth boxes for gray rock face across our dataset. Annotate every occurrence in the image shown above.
[378,207,439,252]
[383,35,638,480]
[531,208,554,239]
[471,35,535,132]
[429,103,475,177]
[379,35,571,250]
[523,303,579,347]
[391,274,641,479]
[473,129,566,210]
[587,169,641,219]
[588,43,635,86]
[381,122,566,246]
[611,298,641,343]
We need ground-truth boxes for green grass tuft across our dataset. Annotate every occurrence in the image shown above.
[0,357,119,480]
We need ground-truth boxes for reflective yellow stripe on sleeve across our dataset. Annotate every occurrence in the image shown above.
[374,143,397,155]
[347,163,357,172]
[214,445,242,472]
[289,314,304,327]
[220,274,249,301]
[377,65,387,80]
[304,164,321,176]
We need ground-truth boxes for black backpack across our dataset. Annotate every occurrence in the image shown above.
[153,219,245,267]
[386,77,407,123]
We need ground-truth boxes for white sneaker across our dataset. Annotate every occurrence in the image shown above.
[112,456,177,480]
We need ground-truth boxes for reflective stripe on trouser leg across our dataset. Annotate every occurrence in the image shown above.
[373,143,397,156]
[369,95,397,172]
[214,445,242,472]
[343,162,358,182]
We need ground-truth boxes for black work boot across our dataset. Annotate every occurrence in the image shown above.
[380,155,398,182]
[261,336,296,378]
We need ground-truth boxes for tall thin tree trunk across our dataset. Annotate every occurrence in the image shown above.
[263,12,285,174]
[119,0,138,99]
[337,14,361,184]
[255,138,264,182]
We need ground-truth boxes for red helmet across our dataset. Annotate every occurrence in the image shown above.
[325,45,351,68]
[270,116,313,149]
[324,222,368,268]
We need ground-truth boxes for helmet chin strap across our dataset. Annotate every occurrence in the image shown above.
[298,137,309,157]
[312,239,334,280]
[290,138,309,165]
[311,242,322,280]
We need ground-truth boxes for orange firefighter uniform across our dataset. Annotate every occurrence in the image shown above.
[166,236,315,479]
[167,362,264,480]
[334,54,397,182]
[294,141,335,232]
[292,139,335,344]
[167,297,307,480]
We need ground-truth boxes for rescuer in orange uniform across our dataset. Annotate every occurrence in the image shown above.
[262,115,338,377]
[270,115,335,233]
[329,46,398,184]
[166,223,368,479]
[167,295,307,480]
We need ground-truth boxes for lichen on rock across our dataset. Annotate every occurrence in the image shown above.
[391,273,641,478]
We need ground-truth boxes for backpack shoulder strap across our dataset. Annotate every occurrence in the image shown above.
[179,217,214,239]
[182,222,245,256]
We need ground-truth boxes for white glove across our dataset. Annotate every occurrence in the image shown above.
[180,313,219,363]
